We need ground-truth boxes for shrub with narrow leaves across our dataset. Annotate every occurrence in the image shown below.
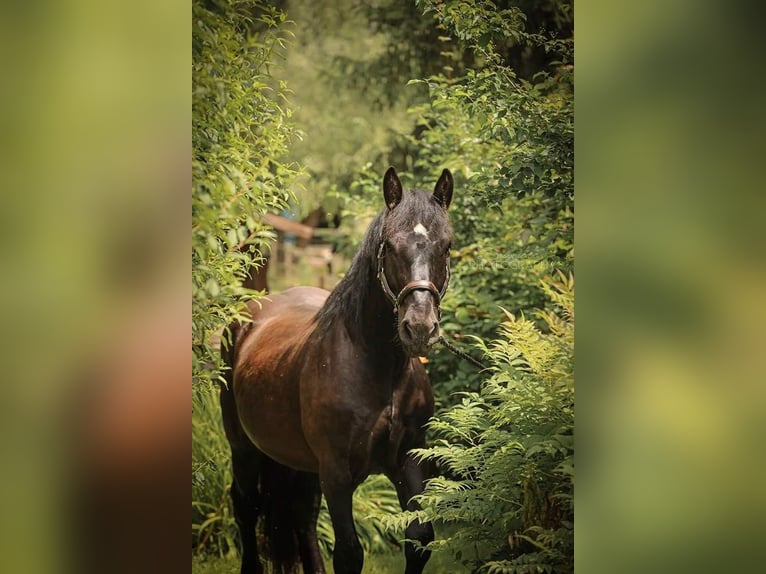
[192,0,301,387]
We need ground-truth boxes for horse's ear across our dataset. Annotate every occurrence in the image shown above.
[433,169,453,209]
[383,167,403,210]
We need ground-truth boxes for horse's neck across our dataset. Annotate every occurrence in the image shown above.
[343,267,407,368]
[357,283,403,358]
[313,250,409,372]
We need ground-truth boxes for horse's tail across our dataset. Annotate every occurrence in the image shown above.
[259,457,302,573]
[219,322,241,446]
[220,320,244,390]
[219,320,251,410]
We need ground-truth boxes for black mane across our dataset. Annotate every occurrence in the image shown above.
[313,189,449,340]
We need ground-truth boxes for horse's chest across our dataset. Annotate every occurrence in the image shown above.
[365,397,429,473]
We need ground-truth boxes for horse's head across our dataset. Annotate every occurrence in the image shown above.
[377,167,454,357]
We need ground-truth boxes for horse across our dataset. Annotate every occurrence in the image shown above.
[220,167,454,574]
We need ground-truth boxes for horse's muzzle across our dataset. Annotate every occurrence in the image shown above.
[398,294,440,356]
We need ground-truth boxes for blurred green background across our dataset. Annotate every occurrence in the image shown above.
[577,0,766,572]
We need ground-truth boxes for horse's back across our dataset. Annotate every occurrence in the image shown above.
[231,286,329,472]
[247,286,329,320]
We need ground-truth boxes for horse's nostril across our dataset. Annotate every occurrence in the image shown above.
[402,319,439,346]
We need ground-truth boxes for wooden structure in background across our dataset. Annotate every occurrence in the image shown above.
[244,211,342,293]
[262,213,314,240]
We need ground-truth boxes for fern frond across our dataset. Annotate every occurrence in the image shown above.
[381,274,574,572]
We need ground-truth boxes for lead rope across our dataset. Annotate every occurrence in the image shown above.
[437,335,489,370]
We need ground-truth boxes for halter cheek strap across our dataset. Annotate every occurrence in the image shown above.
[376,242,450,313]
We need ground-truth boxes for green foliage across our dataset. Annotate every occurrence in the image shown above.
[379,273,574,573]
[332,0,463,108]
[192,385,237,557]
[274,0,418,217]
[192,0,300,386]
[400,0,574,408]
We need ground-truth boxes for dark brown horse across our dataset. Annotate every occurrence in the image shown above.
[220,167,454,574]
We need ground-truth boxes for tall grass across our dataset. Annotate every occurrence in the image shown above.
[193,384,237,558]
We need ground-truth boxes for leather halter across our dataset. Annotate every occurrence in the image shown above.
[376,241,450,313]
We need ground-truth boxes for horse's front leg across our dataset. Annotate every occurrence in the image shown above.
[319,467,363,574]
[388,453,435,574]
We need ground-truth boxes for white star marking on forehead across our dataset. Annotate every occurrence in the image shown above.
[413,223,428,236]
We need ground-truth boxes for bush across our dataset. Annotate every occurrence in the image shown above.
[380,273,574,573]
[192,0,300,387]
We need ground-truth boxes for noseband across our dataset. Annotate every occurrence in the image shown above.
[376,241,450,313]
